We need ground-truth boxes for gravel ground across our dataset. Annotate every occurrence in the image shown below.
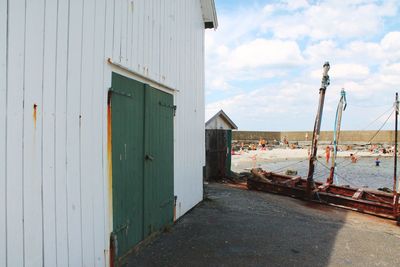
[125,183,400,267]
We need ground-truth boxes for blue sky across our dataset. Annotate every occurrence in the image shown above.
[205,0,400,131]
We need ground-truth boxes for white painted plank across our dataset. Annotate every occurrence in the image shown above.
[23,0,45,265]
[80,0,96,265]
[126,0,133,68]
[120,0,128,64]
[66,0,84,265]
[149,0,155,80]
[167,0,176,88]
[6,0,25,265]
[151,0,160,82]
[143,1,152,76]
[113,0,122,62]
[159,0,166,85]
[42,0,58,265]
[140,0,147,74]
[128,0,135,70]
[93,0,107,265]
[54,0,70,265]
[137,0,144,74]
[0,0,7,266]
[103,0,115,264]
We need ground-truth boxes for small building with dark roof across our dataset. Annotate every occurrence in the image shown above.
[205,110,238,181]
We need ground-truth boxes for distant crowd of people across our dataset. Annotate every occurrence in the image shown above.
[324,145,381,166]
[233,137,387,167]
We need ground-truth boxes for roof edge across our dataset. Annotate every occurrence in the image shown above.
[200,0,218,29]
[205,110,238,130]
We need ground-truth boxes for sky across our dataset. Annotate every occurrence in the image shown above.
[204,0,400,131]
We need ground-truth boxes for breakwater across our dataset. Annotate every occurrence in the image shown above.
[233,130,400,144]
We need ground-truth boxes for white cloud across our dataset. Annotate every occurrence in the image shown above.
[381,32,400,62]
[205,1,400,130]
[261,1,398,40]
[311,64,370,80]
[285,0,310,10]
[379,63,400,85]
[226,39,304,69]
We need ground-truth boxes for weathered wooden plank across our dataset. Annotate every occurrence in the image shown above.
[0,0,7,266]
[136,0,144,74]
[159,0,166,85]
[103,0,115,263]
[80,0,96,265]
[23,0,45,265]
[151,0,161,82]
[93,0,107,265]
[66,0,84,265]
[143,0,150,76]
[120,0,128,65]
[54,0,70,265]
[6,0,25,265]
[128,0,136,70]
[166,0,176,89]
[125,0,133,68]
[113,0,122,62]
[42,0,58,265]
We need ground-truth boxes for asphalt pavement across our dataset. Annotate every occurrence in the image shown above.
[126,183,400,267]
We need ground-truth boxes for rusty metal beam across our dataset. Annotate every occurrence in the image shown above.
[247,170,400,220]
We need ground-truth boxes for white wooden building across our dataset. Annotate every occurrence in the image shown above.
[206,110,238,130]
[0,0,217,266]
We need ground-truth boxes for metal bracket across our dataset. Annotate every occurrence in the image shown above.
[110,233,118,257]
[159,101,177,116]
[145,154,154,161]
[109,87,133,98]
[113,219,130,235]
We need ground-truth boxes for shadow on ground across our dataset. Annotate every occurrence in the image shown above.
[126,183,400,267]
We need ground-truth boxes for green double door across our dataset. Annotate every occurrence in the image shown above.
[110,72,174,261]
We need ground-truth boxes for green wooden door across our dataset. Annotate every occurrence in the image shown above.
[144,86,174,236]
[111,73,145,258]
[111,73,174,262]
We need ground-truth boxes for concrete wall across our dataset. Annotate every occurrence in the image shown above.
[233,130,400,143]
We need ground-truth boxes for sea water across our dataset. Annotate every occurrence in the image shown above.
[260,157,397,190]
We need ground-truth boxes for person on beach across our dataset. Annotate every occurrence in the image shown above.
[260,138,266,150]
[375,157,380,166]
[350,153,358,163]
[325,146,331,163]
[283,136,288,145]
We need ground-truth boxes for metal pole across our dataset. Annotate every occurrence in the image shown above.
[394,92,399,216]
[306,62,330,195]
[328,89,346,185]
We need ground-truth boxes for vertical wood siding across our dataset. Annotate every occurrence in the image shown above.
[0,0,7,266]
[2,0,206,266]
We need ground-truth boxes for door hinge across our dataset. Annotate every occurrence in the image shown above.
[158,102,177,116]
[109,87,133,98]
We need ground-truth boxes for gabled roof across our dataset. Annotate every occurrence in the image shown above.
[200,0,218,29]
[205,110,238,130]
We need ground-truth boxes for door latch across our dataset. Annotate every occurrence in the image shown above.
[145,154,154,161]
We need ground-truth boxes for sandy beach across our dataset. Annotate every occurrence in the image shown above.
[231,148,393,173]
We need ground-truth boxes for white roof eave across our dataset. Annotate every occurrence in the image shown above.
[200,0,218,29]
